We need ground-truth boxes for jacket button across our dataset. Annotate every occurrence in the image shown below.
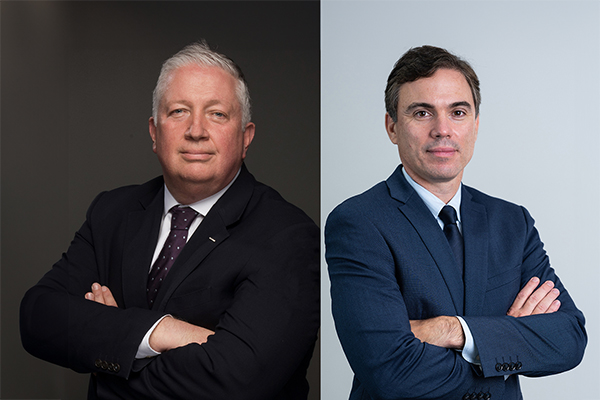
[94,359,102,369]
[484,393,491,399]
[502,363,510,371]
[495,363,502,372]
[509,362,516,371]
[108,363,121,373]
[516,361,523,370]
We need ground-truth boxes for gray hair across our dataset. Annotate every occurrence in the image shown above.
[152,40,252,128]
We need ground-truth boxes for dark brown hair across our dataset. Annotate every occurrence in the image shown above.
[385,45,481,121]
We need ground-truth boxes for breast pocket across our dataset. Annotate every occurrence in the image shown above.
[486,264,521,291]
[484,264,522,314]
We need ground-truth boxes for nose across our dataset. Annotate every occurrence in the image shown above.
[431,115,451,138]
[185,114,208,140]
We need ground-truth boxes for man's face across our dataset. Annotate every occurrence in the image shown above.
[386,68,479,192]
[149,65,255,201]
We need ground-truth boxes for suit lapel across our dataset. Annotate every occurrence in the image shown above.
[152,210,229,310]
[121,183,164,309]
[152,165,256,311]
[461,186,489,316]
[388,166,465,314]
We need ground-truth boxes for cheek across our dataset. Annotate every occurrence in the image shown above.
[461,135,477,159]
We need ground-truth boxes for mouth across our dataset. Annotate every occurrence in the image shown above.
[180,150,215,161]
[427,146,457,158]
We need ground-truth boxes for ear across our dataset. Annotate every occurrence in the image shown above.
[241,122,256,159]
[474,114,480,140]
[385,113,399,144]
[149,117,158,153]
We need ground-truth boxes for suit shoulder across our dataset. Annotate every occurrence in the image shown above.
[249,180,317,229]
[464,185,523,209]
[463,184,530,221]
[88,176,163,215]
[328,181,392,220]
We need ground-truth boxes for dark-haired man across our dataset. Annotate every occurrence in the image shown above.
[326,45,586,400]
[21,41,319,400]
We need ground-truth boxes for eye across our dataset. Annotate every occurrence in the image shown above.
[169,108,186,116]
[414,110,430,118]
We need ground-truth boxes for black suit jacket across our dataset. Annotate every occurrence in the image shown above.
[21,165,320,399]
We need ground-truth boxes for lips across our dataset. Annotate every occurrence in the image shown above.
[427,147,457,157]
[180,150,214,161]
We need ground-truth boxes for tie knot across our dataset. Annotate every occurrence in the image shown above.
[439,205,458,226]
[170,206,199,230]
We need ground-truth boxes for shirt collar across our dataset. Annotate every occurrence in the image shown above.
[401,166,462,223]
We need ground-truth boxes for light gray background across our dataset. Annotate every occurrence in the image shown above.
[2,2,319,399]
[321,1,599,399]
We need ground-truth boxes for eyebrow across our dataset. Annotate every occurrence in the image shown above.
[404,101,473,112]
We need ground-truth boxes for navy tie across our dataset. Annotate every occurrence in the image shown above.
[439,205,464,273]
[147,206,198,306]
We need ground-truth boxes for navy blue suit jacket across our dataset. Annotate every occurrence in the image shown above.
[325,165,586,400]
[21,165,320,399]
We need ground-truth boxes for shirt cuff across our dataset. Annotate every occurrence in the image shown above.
[456,316,481,366]
[135,314,171,359]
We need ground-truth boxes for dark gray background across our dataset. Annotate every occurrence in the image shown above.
[2,1,320,398]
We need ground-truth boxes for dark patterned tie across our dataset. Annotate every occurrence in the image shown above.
[438,205,464,274]
[147,206,198,306]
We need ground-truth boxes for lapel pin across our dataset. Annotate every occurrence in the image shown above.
[209,237,216,242]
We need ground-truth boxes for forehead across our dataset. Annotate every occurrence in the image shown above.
[163,64,238,104]
[398,68,474,107]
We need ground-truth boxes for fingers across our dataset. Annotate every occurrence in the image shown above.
[530,281,560,315]
[507,277,561,317]
[507,277,539,315]
[100,285,118,307]
[84,283,118,307]
[84,283,104,304]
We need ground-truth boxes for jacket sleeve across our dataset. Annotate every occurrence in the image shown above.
[96,221,320,400]
[20,192,163,379]
[325,204,505,400]
[462,206,586,378]
[20,190,320,399]
[325,201,586,400]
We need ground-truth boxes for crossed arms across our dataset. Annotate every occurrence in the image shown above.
[411,276,562,349]
[325,200,586,400]
[85,283,213,353]
[20,188,320,399]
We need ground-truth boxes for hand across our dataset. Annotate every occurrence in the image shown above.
[149,316,215,353]
[507,277,561,317]
[410,316,465,349]
[85,283,118,307]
